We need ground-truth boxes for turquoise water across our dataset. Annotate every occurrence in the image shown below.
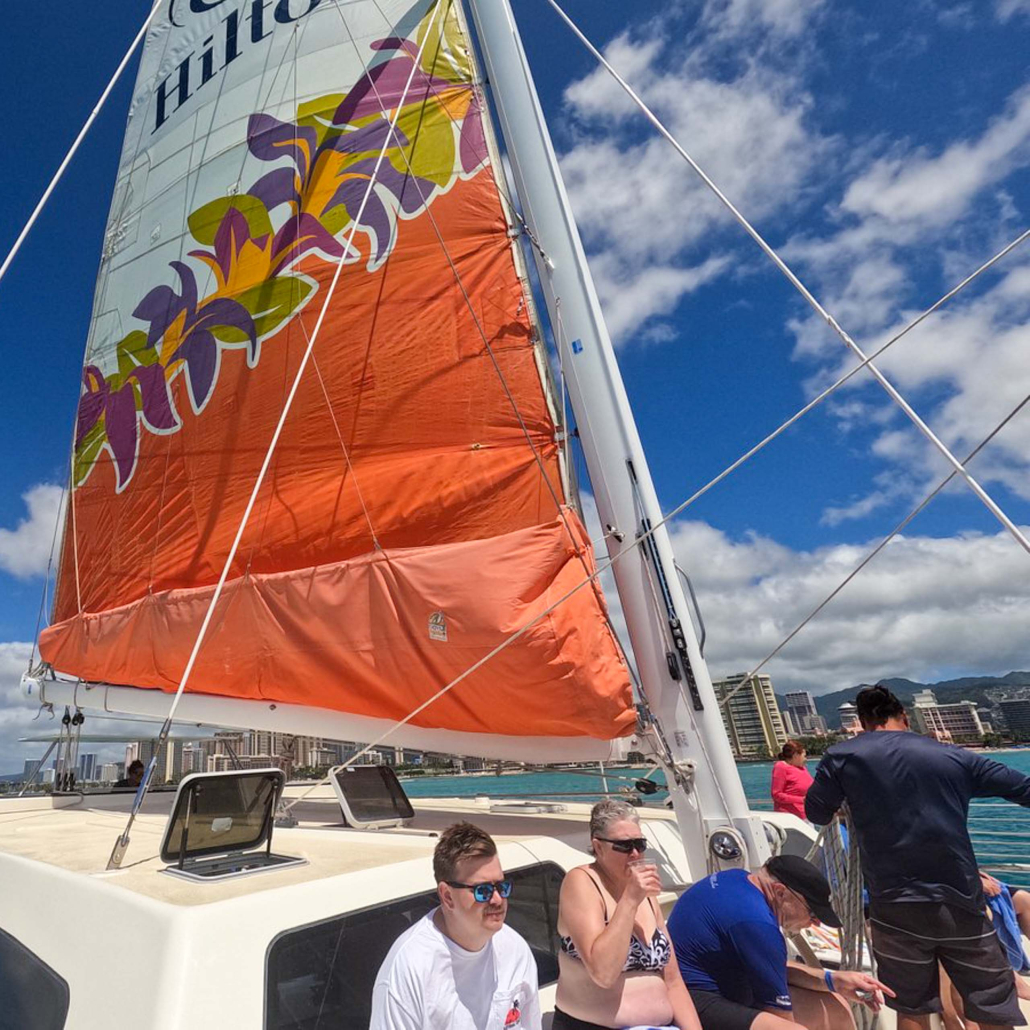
[403,750,1030,888]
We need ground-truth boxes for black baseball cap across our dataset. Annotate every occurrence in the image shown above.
[766,854,841,928]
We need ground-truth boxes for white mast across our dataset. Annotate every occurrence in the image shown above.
[466,0,769,872]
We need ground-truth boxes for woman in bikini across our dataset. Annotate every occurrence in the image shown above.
[554,799,702,1030]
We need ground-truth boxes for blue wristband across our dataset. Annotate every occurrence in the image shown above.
[825,970,835,992]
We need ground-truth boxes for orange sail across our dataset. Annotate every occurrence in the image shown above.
[40,0,633,750]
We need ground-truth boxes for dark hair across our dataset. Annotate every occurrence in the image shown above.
[433,822,497,883]
[127,760,144,773]
[778,740,806,762]
[856,685,905,729]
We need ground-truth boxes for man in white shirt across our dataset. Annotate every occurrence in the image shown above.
[371,821,542,1030]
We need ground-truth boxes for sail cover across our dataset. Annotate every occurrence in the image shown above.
[40,0,634,752]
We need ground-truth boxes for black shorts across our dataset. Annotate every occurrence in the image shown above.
[550,1006,612,1030]
[869,901,1025,1025]
[689,989,764,1030]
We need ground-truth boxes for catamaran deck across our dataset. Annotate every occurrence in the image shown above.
[0,791,691,906]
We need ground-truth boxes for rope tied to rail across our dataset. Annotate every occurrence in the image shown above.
[806,811,878,1028]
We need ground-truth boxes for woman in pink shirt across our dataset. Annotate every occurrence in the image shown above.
[771,740,814,820]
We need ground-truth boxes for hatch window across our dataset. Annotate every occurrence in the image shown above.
[265,861,564,1029]
[0,928,70,1029]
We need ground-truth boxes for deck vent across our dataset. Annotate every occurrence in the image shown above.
[159,769,306,882]
[489,801,568,814]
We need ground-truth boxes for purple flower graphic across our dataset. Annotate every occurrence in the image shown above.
[74,9,490,492]
[133,263,256,412]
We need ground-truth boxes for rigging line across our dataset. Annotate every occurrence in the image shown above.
[284,21,382,552]
[659,226,1030,528]
[541,0,1030,559]
[274,16,1030,800]
[331,2,573,532]
[0,0,162,288]
[287,395,1030,814]
[28,488,67,671]
[309,352,383,549]
[281,228,1030,812]
[107,1,447,864]
[718,391,1030,713]
[286,20,381,551]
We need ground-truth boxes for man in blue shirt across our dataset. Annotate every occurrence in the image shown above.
[806,685,1030,1030]
[668,855,889,1030]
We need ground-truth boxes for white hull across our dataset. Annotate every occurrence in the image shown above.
[0,790,807,1029]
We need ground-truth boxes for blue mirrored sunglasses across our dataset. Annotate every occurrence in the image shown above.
[445,879,514,903]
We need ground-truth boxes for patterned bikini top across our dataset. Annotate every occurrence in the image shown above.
[559,870,672,974]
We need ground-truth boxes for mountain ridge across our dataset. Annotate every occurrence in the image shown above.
[775,671,1030,727]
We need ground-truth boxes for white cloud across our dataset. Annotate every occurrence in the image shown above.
[582,484,1029,697]
[996,0,1030,20]
[0,484,65,579]
[840,87,1030,231]
[774,76,1030,516]
[699,0,827,41]
[0,642,64,775]
[0,643,212,775]
[666,519,1030,693]
[557,12,832,343]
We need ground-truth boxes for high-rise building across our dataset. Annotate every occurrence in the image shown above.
[135,738,181,783]
[99,763,121,784]
[783,691,827,735]
[77,753,98,782]
[838,702,861,735]
[785,691,816,719]
[910,690,983,742]
[999,699,1030,741]
[714,673,788,759]
[22,759,42,782]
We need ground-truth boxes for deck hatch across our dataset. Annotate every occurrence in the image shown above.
[159,768,306,881]
[330,765,415,828]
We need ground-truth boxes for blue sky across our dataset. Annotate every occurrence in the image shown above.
[1,0,1029,770]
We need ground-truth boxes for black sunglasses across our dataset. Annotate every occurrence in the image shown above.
[445,879,514,903]
[595,836,648,854]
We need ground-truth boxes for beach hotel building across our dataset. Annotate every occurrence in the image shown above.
[714,673,789,759]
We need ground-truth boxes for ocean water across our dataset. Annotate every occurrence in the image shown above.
[403,750,1030,888]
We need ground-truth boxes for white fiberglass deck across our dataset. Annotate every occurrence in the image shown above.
[0,791,676,905]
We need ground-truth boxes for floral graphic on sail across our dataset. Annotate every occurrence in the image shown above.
[75,2,489,493]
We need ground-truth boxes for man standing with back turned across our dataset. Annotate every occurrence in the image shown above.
[806,685,1030,1030]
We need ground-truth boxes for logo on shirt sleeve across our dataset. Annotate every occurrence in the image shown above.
[504,999,521,1027]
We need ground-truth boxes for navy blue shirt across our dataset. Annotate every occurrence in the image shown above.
[806,730,1030,911]
[667,869,791,1011]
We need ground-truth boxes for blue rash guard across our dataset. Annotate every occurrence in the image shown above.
[806,730,1030,912]
[667,869,792,1012]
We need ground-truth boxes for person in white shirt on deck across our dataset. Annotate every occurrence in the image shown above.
[371,821,542,1030]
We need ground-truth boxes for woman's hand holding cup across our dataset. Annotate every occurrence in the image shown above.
[625,858,661,902]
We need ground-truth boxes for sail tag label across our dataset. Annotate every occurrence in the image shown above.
[428,612,448,642]
[571,339,583,354]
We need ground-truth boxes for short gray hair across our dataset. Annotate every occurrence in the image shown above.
[589,799,639,841]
